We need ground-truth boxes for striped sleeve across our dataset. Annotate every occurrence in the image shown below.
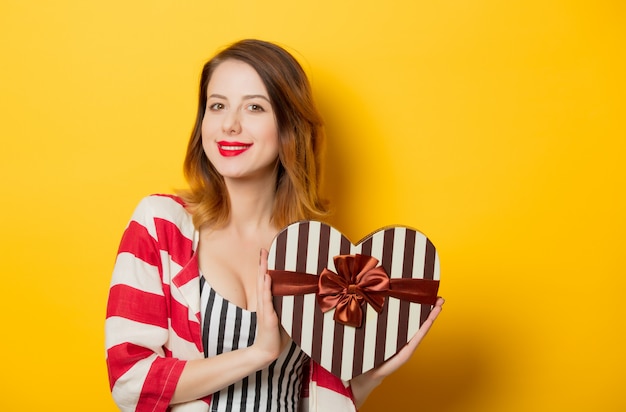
[105,196,190,412]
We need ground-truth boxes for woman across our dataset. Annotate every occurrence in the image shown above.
[105,39,443,412]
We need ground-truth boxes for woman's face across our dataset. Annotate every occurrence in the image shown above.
[202,59,280,183]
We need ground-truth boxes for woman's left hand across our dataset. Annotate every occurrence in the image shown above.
[349,297,445,408]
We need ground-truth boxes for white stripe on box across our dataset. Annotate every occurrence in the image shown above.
[306,221,321,274]
[361,303,378,373]
[366,230,386,370]
[301,293,316,355]
[384,228,406,360]
[434,251,441,281]
[320,310,336,372]
[350,241,361,255]
[390,228,406,279]
[281,224,300,336]
[281,297,295,338]
[285,223,299,271]
[341,324,356,379]
[408,232,428,340]
[301,222,321,355]
[413,232,427,279]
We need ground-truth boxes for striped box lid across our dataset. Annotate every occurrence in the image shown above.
[268,221,440,380]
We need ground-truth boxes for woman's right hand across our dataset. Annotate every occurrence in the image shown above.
[253,248,290,365]
[171,249,291,404]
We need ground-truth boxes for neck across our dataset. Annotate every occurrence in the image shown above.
[223,173,277,234]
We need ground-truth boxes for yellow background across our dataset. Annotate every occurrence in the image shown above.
[1,1,624,410]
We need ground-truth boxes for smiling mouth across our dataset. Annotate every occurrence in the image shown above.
[217,141,252,157]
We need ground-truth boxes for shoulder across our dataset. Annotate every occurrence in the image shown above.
[133,194,187,216]
[129,194,195,237]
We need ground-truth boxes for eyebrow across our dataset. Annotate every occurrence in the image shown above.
[208,93,271,102]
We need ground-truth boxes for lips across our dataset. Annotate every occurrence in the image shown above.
[217,141,252,157]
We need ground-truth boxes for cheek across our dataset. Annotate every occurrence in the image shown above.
[264,131,280,158]
[258,120,279,145]
[200,117,217,147]
[200,126,214,160]
[200,116,211,139]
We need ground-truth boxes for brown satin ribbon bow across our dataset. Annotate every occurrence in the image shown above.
[269,254,439,328]
[318,254,389,327]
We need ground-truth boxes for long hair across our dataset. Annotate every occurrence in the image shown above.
[178,39,329,229]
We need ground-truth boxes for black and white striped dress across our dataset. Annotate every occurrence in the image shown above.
[200,275,309,412]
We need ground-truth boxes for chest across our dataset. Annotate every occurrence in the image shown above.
[197,229,274,311]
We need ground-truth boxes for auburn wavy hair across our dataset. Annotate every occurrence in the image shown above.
[178,39,329,229]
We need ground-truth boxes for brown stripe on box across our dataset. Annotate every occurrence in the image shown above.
[374,228,395,366]
[331,235,352,377]
[420,239,437,325]
[424,238,436,280]
[352,237,373,377]
[360,237,373,257]
[396,229,416,350]
[290,222,309,344]
[311,223,331,363]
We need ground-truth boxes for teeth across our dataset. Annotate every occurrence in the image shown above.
[220,145,250,151]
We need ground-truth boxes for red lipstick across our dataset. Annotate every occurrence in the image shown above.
[217,141,252,157]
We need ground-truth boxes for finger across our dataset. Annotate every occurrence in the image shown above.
[260,252,279,327]
[259,248,269,275]
[265,274,281,321]
[263,273,274,310]
[426,297,444,324]
[411,297,444,342]
[257,249,269,313]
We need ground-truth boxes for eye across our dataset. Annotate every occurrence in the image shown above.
[247,104,265,112]
[209,102,225,111]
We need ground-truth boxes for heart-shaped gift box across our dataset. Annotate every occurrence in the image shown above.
[268,221,440,380]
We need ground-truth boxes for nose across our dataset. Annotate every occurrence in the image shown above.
[222,109,242,135]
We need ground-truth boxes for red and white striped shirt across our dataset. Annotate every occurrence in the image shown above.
[105,194,356,411]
